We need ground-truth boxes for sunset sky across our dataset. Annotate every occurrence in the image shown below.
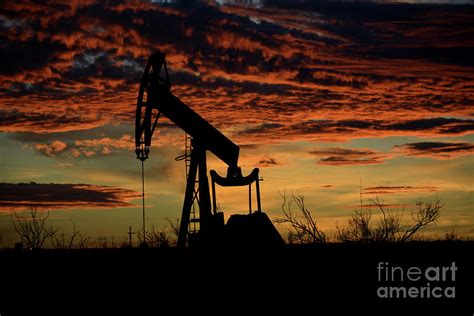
[1,0,473,245]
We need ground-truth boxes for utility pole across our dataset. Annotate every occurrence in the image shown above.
[128,226,136,247]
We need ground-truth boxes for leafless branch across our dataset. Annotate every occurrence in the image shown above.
[336,198,441,242]
[276,191,326,244]
[11,207,58,249]
[399,199,441,241]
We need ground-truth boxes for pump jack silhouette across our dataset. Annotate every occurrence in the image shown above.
[135,52,283,247]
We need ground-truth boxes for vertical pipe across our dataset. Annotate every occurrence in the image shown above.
[141,160,146,243]
[248,184,252,214]
[256,174,262,213]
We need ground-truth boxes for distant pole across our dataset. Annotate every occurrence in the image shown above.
[141,159,146,243]
[128,226,135,247]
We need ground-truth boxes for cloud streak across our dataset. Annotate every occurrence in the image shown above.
[257,155,281,167]
[309,147,387,165]
[363,186,439,195]
[0,182,140,211]
[394,141,474,159]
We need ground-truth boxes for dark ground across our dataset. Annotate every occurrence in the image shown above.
[0,241,472,315]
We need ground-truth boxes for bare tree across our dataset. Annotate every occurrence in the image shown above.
[399,199,441,241]
[143,225,170,248]
[11,207,59,249]
[133,218,181,248]
[276,191,326,244]
[166,217,180,241]
[336,198,441,242]
[371,198,403,242]
[50,232,65,249]
[445,227,459,241]
[50,223,81,249]
[336,209,373,242]
[77,233,90,248]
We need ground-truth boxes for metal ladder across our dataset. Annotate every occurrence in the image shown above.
[184,133,200,235]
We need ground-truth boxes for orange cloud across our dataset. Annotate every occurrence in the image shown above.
[363,186,439,195]
[75,134,132,151]
[34,140,68,157]
[0,0,472,148]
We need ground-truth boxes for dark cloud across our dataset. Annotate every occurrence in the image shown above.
[365,46,474,68]
[306,141,473,166]
[257,156,280,166]
[0,182,140,211]
[309,147,387,165]
[0,39,67,75]
[239,123,285,135]
[384,118,474,134]
[236,118,474,143]
[395,141,474,159]
[63,52,144,84]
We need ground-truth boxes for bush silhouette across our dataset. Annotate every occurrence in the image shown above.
[336,198,441,242]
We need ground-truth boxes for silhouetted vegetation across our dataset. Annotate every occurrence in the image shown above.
[276,191,326,244]
[137,226,170,248]
[275,193,444,244]
[336,198,441,242]
[445,226,460,241]
[11,208,58,249]
[77,234,90,248]
[4,197,457,249]
[10,207,90,249]
[7,207,182,249]
[50,223,81,249]
[136,218,180,248]
[166,217,180,240]
[95,236,109,248]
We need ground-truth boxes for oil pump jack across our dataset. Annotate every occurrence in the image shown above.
[135,52,283,247]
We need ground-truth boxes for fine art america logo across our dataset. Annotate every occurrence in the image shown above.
[377,262,457,299]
